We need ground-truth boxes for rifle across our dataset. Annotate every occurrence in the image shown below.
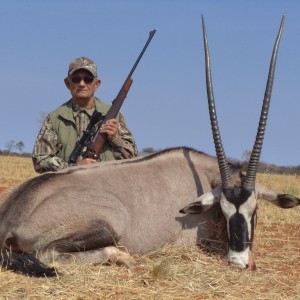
[68,29,156,165]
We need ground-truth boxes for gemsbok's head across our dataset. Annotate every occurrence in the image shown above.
[181,16,285,270]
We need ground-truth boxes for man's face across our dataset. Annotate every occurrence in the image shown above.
[65,69,101,105]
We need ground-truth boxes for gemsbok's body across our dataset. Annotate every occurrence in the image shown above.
[0,15,299,277]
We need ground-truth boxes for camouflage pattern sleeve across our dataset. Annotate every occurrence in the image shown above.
[32,115,69,173]
[109,112,138,159]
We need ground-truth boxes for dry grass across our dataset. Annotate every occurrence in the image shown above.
[0,156,36,190]
[0,156,300,299]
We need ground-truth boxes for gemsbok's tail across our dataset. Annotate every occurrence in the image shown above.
[0,248,56,277]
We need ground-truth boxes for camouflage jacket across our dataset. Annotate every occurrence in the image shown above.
[32,98,138,173]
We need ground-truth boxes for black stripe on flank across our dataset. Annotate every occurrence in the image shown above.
[183,148,204,197]
[46,219,118,252]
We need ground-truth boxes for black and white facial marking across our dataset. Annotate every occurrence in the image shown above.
[220,186,257,269]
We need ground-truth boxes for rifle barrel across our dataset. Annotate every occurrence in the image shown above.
[126,30,156,80]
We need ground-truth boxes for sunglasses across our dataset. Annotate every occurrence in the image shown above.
[70,76,95,84]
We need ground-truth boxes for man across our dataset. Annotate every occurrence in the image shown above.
[32,57,138,173]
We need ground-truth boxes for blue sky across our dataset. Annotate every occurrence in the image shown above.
[0,1,299,166]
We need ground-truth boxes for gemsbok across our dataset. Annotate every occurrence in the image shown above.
[0,15,299,277]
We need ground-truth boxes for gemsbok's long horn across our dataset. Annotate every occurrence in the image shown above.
[243,16,284,192]
[202,15,233,189]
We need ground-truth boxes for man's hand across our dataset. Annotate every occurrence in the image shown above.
[100,119,119,141]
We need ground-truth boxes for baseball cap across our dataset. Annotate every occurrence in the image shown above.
[68,57,97,77]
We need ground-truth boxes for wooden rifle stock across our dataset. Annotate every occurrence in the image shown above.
[85,78,133,159]
[75,29,156,162]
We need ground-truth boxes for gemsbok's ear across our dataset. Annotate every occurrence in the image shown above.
[255,182,300,208]
[179,201,204,214]
[179,186,222,214]
[261,193,300,208]
[276,194,300,208]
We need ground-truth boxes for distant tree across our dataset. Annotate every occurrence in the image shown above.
[15,141,25,153]
[5,140,16,154]
[140,147,158,156]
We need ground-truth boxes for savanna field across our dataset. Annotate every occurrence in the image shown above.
[0,156,299,299]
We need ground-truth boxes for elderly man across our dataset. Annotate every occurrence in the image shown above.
[32,57,138,173]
